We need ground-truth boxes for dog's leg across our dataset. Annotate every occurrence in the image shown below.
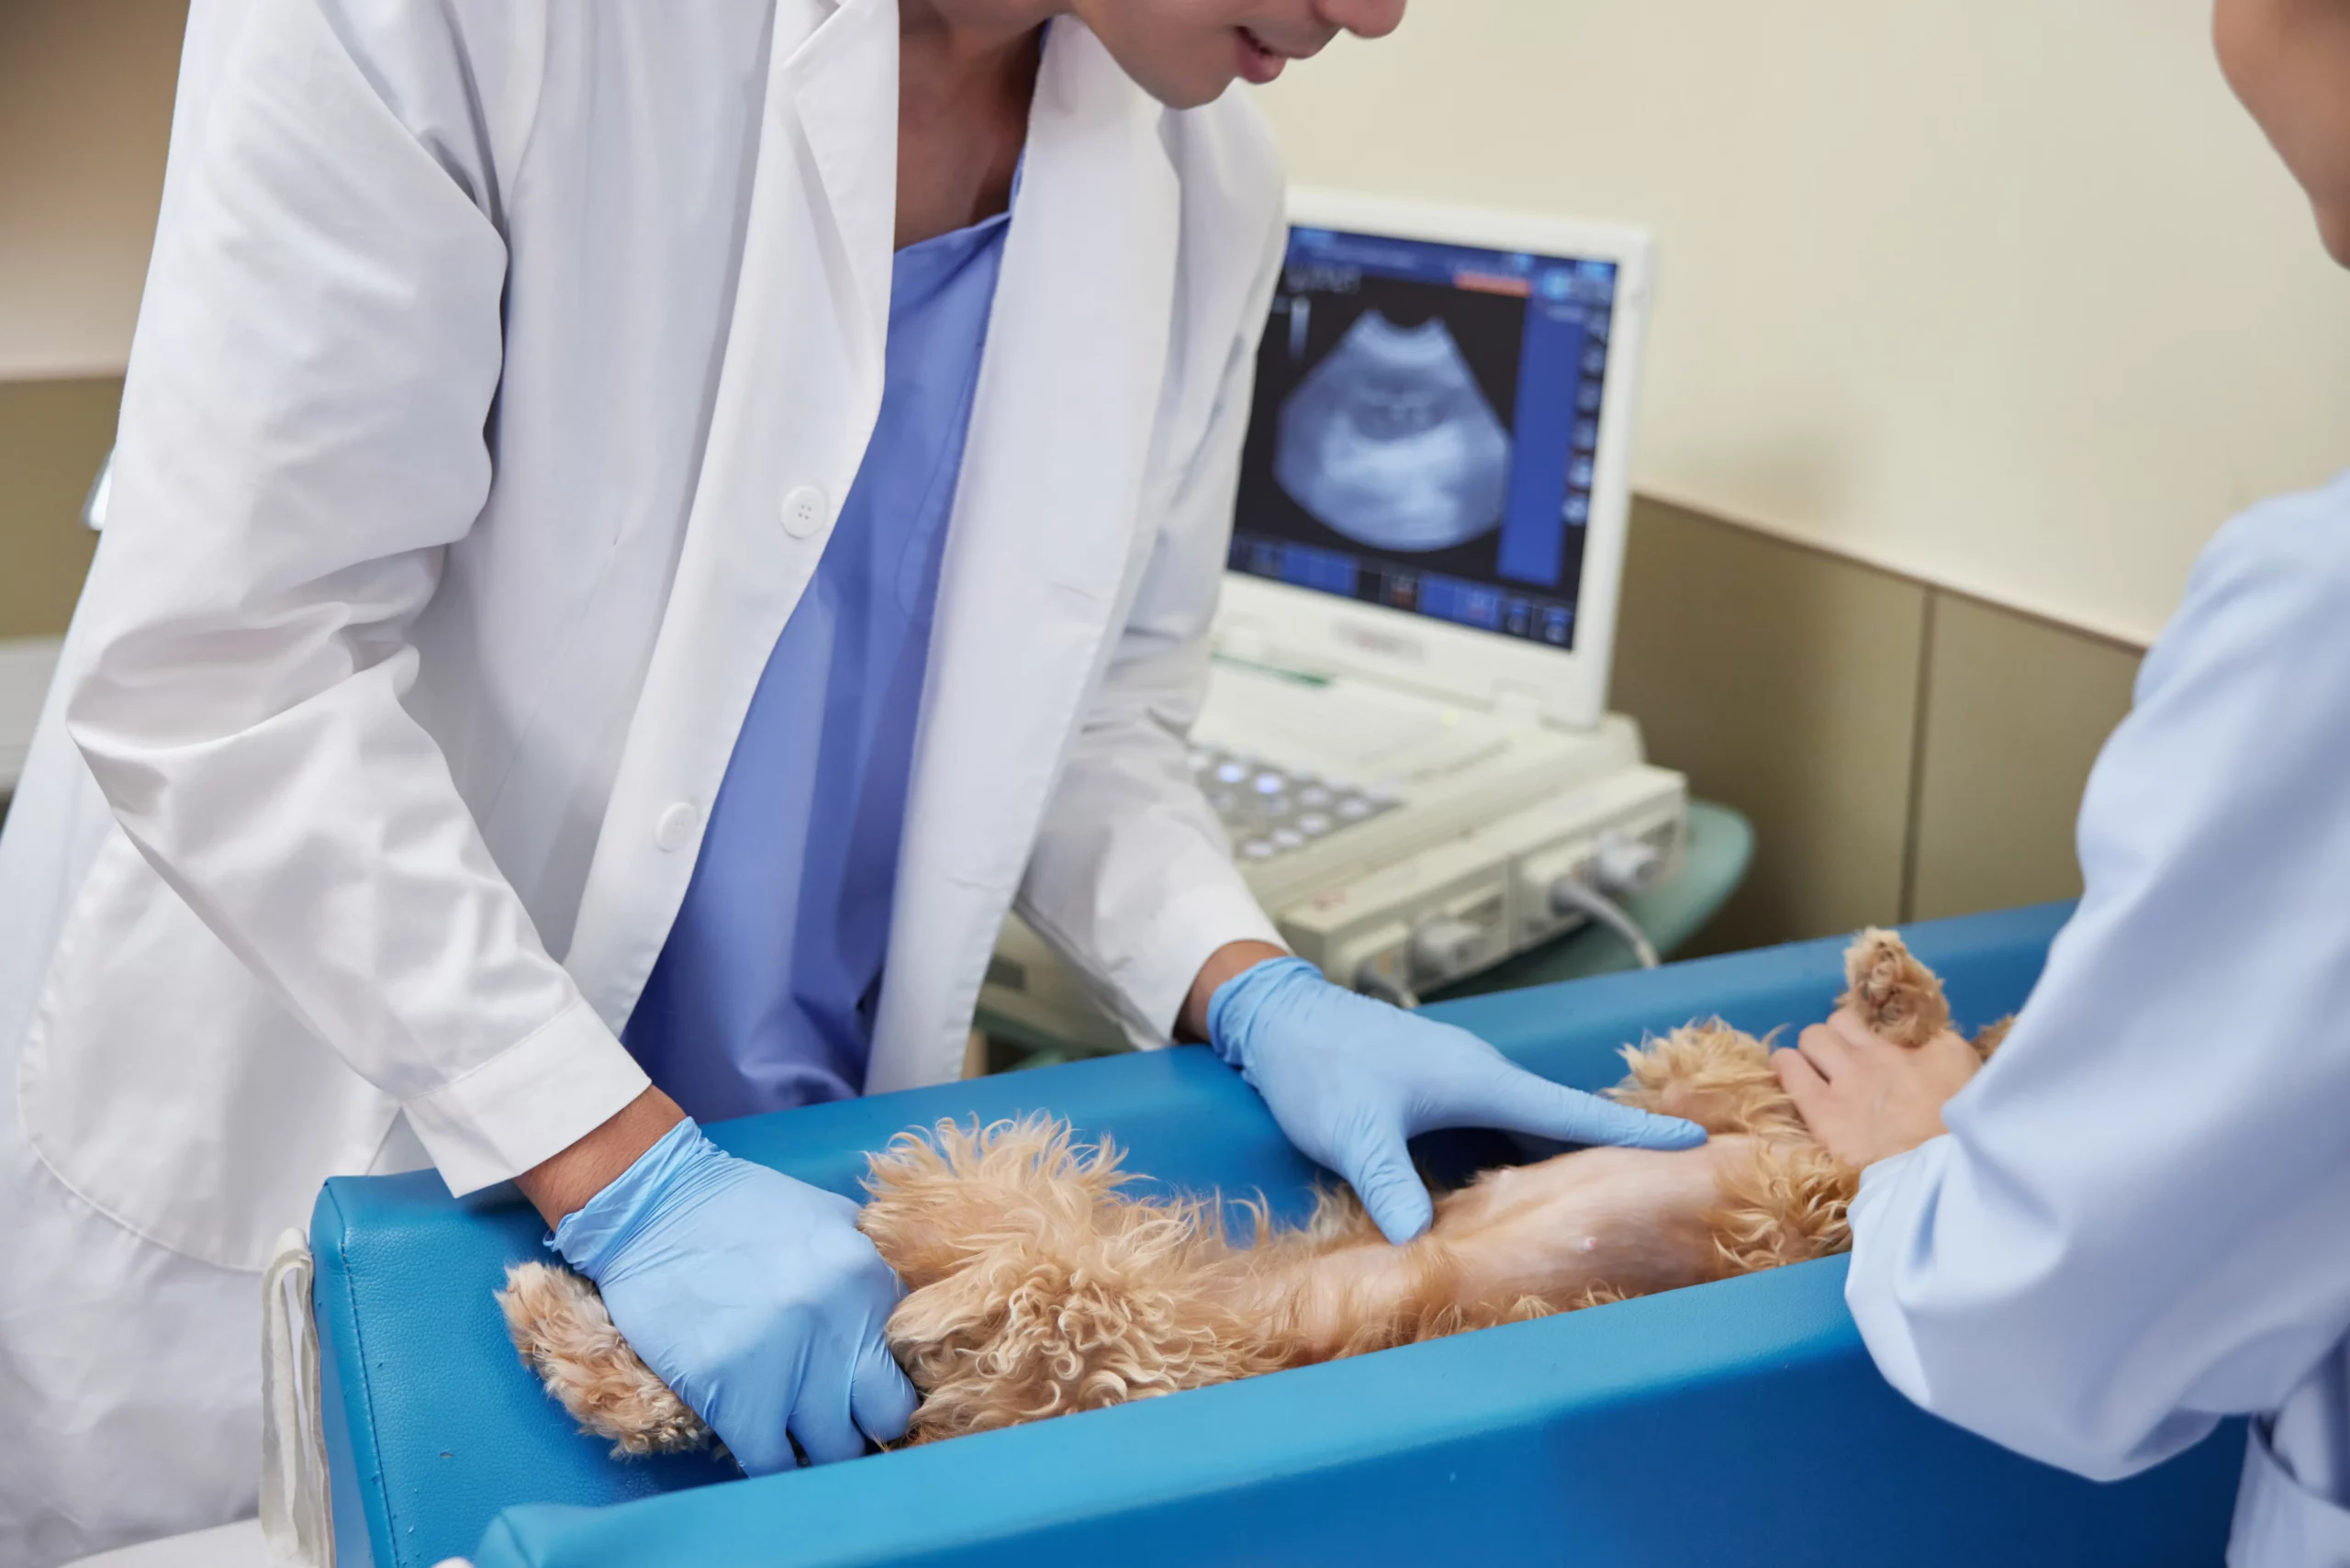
[1608,1021,1805,1137]
[1226,1137,1751,1361]
[1246,1023,1837,1345]
[1705,1137,1858,1271]
[1218,1192,1478,1361]
[497,1262,711,1457]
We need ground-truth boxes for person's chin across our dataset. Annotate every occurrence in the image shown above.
[1133,61,1235,110]
[2319,203,2350,271]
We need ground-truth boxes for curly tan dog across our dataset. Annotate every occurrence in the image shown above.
[501,929,2006,1452]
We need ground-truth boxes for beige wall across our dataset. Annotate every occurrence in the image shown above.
[1905,597,2142,923]
[1259,0,2350,645]
[0,1,186,377]
[0,380,112,641]
[1611,500,1927,951]
[0,0,177,642]
[1611,498,2141,953]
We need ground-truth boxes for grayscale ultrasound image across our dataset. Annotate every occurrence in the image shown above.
[1271,310,1513,553]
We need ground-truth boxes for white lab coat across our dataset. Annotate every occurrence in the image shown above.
[0,0,1282,1556]
[1847,471,2350,1567]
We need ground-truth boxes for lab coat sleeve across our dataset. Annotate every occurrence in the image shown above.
[1844,476,2350,1481]
[1013,204,1290,1046]
[62,0,650,1195]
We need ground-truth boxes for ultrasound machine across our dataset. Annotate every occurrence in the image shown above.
[980,190,1687,1051]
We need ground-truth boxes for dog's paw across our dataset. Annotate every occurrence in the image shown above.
[1839,929,1952,1050]
[497,1261,712,1458]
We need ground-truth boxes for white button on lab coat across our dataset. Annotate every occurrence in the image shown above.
[654,805,702,855]
[0,0,1284,1297]
[782,486,831,539]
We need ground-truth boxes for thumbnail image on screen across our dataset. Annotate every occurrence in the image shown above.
[1232,228,1617,649]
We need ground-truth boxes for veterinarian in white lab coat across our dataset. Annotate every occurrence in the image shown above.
[1773,6,2350,1562]
[0,1,1708,1561]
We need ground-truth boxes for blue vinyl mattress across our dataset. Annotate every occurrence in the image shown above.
[308,902,2245,1567]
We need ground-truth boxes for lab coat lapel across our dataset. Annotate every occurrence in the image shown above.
[790,0,899,336]
[565,0,898,1025]
[866,20,1181,1092]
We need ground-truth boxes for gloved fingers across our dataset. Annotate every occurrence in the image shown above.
[1340,1124,1437,1245]
[848,1332,921,1447]
[712,1406,802,1478]
[1448,1058,1707,1150]
[787,1358,870,1467]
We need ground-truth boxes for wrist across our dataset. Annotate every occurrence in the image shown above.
[547,1114,711,1277]
[1179,938,1290,1044]
[516,1086,688,1228]
[1199,952,1327,1069]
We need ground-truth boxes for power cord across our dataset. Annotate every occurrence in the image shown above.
[1548,876,1661,970]
[1353,962,1421,1012]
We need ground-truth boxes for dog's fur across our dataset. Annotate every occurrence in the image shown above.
[501,929,2005,1453]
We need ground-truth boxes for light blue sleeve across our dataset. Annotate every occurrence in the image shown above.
[1846,472,2350,1482]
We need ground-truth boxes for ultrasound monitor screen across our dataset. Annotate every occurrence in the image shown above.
[1232,226,1619,649]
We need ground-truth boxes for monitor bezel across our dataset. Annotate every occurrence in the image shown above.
[1217,187,1654,731]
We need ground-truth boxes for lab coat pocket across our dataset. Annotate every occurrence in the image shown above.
[17,827,400,1272]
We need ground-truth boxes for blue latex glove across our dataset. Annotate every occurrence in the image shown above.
[551,1118,917,1474]
[1208,957,1708,1244]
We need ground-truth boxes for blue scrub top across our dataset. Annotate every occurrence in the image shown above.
[623,206,1012,1122]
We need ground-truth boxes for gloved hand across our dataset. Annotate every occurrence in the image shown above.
[551,1118,918,1475]
[1208,957,1707,1244]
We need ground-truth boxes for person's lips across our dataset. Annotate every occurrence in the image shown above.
[1235,26,1291,85]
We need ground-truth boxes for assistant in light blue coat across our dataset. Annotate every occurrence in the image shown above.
[1845,472,2350,1565]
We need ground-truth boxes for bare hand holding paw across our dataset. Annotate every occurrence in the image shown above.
[1774,1007,1982,1169]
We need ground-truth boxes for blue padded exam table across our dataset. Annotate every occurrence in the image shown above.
[310,903,2245,1567]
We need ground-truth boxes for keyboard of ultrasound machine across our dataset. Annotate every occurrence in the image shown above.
[1190,745,1402,864]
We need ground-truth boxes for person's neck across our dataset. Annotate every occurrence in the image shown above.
[899,0,1059,68]
[894,0,1051,248]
